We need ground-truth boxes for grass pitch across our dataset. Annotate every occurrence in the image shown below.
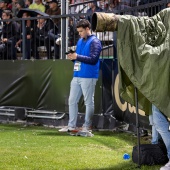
[0,123,162,170]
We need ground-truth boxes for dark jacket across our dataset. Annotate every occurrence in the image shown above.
[35,19,53,41]
[46,7,61,27]
[76,35,102,65]
[2,21,20,40]
[74,35,102,79]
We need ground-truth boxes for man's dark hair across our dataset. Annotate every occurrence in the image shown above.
[2,10,13,18]
[76,19,91,29]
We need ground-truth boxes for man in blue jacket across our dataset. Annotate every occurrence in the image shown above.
[59,19,102,132]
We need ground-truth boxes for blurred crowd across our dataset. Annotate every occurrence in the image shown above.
[0,0,61,60]
[70,0,136,14]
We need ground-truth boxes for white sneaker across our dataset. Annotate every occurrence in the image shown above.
[58,126,76,132]
[160,160,170,170]
[81,126,92,132]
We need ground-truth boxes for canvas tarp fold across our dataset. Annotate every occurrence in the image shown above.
[117,8,170,116]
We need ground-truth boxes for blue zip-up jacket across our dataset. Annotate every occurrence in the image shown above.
[73,35,102,79]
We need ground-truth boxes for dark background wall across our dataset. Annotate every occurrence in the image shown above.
[0,59,149,129]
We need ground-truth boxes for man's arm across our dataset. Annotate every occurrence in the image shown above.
[76,38,102,65]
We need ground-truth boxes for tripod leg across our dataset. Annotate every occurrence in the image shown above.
[135,87,141,168]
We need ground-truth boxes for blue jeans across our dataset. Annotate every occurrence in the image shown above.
[152,105,170,159]
[68,77,97,128]
[149,114,161,144]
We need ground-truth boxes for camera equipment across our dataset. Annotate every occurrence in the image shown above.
[65,49,75,55]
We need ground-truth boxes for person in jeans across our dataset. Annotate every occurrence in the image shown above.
[59,19,102,132]
[149,114,162,144]
[152,105,170,170]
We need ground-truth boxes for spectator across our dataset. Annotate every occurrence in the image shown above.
[33,14,54,59]
[107,2,115,12]
[112,0,134,15]
[46,25,60,59]
[15,12,33,59]
[44,0,51,12]
[98,0,109,11]
[167,2,170,8]
[0,0,11,18]
[29,0,45,12]
[46,0,61,59]
[25,0,33,8]
[86,2,103,24]
[87,1,113,43]
[46,0,61,28]
[15,0,25,16]
[68,17,79,47]
[8,0,18,17]
[0,10,20,60]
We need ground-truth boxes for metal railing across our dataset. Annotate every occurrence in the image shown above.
[0,106,66,122]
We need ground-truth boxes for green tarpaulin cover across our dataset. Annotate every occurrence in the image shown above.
[117,8,170,116]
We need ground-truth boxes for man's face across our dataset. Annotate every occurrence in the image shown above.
[88,3,95,8]
[49,2,57,9]
[99,0,104,6]
[22,12,30,18]
[16,3,21,9]
[37,14,45,24]
[0,1,6,9]
[77,27,89,39]
[2,12,9,20]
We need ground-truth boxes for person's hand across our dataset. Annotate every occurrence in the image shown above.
[27,35,31,39]
[15,40,22,47]
[37,22,42,28]
[2,38,8,42]
[37,22,45,29]
[67,52,77,60]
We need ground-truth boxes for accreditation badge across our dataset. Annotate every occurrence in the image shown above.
[74,61,81,71]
